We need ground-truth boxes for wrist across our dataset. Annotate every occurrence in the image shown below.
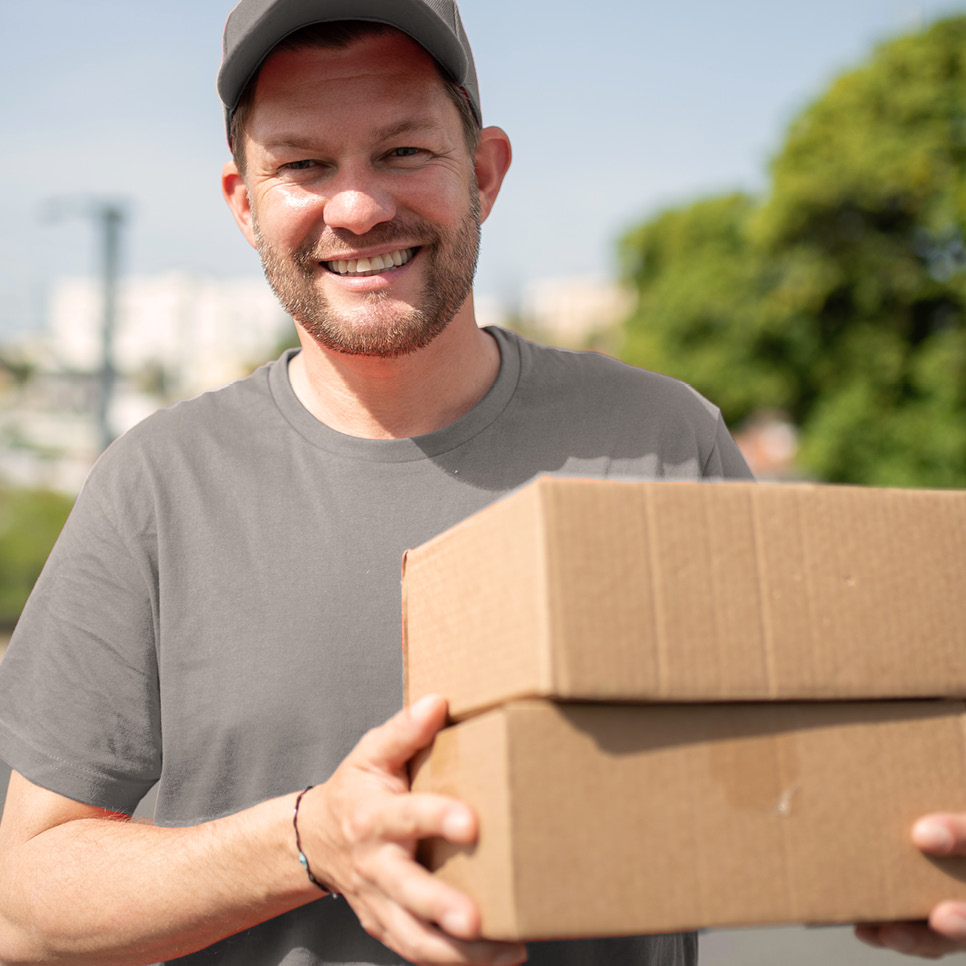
[293,786,339,897]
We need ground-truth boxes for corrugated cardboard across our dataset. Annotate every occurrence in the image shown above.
[402,479,966,717]
[412,699,966,940]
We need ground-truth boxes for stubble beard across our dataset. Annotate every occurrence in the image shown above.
[252,187,482,359]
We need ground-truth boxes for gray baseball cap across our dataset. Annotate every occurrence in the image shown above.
[217,0,481,141]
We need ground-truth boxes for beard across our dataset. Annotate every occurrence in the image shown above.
[252,186,482,359]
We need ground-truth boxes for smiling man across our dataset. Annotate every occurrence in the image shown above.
[220,20,508,442]
[14,2,962,965]
[230,28,489,363]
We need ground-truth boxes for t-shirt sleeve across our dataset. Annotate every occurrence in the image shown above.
[701,409,755,481]
[0,453,161,813]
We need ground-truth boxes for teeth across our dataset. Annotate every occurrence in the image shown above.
[326,248,415,277]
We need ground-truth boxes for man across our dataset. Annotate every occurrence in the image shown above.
[0,1,960,964]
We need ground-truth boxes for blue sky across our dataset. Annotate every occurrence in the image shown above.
[2,0,965,337]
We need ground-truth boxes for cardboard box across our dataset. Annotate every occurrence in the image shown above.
[402,479,966,717]
[412,699,966,940]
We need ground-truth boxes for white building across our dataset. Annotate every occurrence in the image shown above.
[1,273,292,493]
[518,275,632,346]
[48,272,292,404]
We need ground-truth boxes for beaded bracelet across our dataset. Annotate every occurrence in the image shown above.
[293,785,339,896]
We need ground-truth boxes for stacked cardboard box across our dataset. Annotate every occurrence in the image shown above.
[402,478,966,941]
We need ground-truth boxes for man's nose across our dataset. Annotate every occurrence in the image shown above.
[323,170,397,235]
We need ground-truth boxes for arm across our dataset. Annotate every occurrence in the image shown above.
[0,771,313,965]
[855,814,966,958]
[0,696,526,966]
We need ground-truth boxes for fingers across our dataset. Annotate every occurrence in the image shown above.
[363,893,526,966]
[913,814,966,857]
[341,800,478,938]
[350,792,477,848]
[310,700,527,963]
[375,846,480,939]
[855,905,966,958]
[866,814,966,957]
[356,695,449,773]
[305,784,476,903]
[931,902,966,943]
[348,846,526,964]
[855,921,965,959]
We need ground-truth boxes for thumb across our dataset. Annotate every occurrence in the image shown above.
[913,814,966,856]
[356,695,449,773]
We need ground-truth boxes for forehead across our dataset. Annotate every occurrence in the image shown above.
[246,31,454,142]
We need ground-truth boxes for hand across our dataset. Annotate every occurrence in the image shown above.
[298,695,527,966]
[855,814,966,959]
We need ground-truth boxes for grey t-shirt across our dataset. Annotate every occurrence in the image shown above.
[0,327,751,964]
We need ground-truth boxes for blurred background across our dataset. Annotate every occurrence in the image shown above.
[1,2,965,961]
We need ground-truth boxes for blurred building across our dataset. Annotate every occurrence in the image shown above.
[517,275,632,349]
[1,273,291,493]
[48,273,291,401]
[0,356,100,494]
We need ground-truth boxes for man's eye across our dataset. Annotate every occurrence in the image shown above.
[389,147,422,158]
[282,160,316,171]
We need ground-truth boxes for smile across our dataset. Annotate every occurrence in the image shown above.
[323,247,417,277]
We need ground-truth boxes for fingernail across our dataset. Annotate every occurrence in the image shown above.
[443,809,473,840]
[441,909,472,936]
[494,946,527,964]
[914,819,954,854]
[409,695,439,717]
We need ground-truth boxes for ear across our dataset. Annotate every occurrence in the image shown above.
[222,161,258,250]
[473,126,512,224]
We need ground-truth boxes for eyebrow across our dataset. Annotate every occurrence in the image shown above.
[373,117,445,142]
[258,116,447,154]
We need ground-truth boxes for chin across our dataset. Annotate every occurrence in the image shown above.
[299,308,453,359]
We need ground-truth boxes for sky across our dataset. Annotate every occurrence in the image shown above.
[3,0,966,339]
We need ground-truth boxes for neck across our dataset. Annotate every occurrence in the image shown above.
[287,302,500,439]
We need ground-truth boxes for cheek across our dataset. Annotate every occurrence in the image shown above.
[256,188,325,243]
[405,177,472,226]
[275,187,320,212]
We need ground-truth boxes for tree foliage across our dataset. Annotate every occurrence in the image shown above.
[0,488,74,628]
[620,17,966,487]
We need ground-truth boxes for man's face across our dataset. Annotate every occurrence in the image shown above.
[235,32,483,358]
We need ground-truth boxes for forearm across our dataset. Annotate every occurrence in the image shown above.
[0,698,527,966]
[0,792,319,966]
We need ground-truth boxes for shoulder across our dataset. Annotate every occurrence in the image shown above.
[123,354,281,445]
[499,327,721,421]
[489,328,752,480]
[95,355,283,473]
[75,354,289,527]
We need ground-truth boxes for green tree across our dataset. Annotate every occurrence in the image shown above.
[0,488,74,629]
[620,16,966,487]
[620,194,802,423]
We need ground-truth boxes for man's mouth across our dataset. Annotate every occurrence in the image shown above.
[323,247,417,277]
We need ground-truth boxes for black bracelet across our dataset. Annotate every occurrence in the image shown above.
[293,785,338,896]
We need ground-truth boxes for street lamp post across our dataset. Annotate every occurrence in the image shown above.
[97,204,125,453]
[45,197,128,453]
